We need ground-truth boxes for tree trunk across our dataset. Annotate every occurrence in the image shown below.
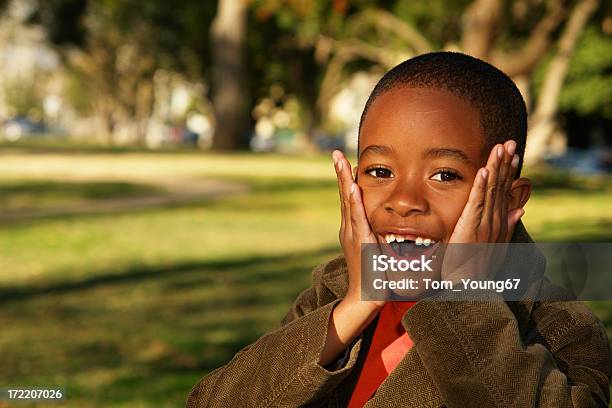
[525,0,599,165]
[210,0,250,151]
[460,0,503,59]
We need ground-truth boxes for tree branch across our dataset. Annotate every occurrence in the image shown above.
[316,37,400,120]
[531,0,599,120]
[460,0,505,58]
[370,9,433,54]
[493,0,567,77]
[524,0,599,165]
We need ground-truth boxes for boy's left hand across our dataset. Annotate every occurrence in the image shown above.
[441,140,524,283]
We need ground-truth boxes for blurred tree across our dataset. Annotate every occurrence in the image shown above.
[558,24,612,119]
[3,77,44,118]
[61,7,158,144]
[253,0,603,159]
[210,0,249,150]
[523,0,600,164]
[531,17,611,155]
[249,0,405,147]
[1,0,605,155]
[1,0,214,145]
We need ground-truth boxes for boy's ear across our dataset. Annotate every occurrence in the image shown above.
[509,177,532,210]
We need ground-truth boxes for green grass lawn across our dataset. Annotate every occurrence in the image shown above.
[0,148,610,407]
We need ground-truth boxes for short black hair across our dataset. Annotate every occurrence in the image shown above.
[358,51,528,178]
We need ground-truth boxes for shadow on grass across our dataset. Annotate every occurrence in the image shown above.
[236,176,336,193]
[0,180,162,201]
[0,140,205,155]
[0,179,167,226]
[0,177,336,228]
[0,245,342,406]
[0,246,340,303]
[2,242,611,407]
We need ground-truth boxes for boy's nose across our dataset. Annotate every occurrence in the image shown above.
[384,181,428,217]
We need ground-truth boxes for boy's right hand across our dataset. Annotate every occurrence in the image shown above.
[332,150,385,309]
[318,151,386,366]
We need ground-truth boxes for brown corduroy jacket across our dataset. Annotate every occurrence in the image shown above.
[186,222,611,407]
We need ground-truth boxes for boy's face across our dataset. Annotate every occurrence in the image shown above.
[357,87,488,245]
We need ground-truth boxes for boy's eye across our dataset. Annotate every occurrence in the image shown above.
[431,170,461,183]
[366,167,394,178]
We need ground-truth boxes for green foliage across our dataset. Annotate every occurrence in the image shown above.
[3,0,609,144]
[392,0,469,48]
[64,68,94,115]
[21,0,215,78]
[2,80,43,117]
[559,26,612,118]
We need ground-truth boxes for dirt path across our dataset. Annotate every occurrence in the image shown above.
[0,177,248,222]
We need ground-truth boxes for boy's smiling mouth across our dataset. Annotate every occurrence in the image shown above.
[383,233,437,246]
[376,228,439,245]
[375,228,441,259]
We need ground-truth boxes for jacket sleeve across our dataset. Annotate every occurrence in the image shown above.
[403,288,612,408]
[186,256,364,408]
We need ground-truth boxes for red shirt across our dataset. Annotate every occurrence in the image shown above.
[347,301,416,408]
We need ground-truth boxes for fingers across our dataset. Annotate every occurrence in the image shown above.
[481,140,520,241]
[482,143,503,228]
[495,140,516,237]
[333,150,375,245]
[450,141,523,245]
[333,150,355,204]
[504,153,522,241]
[349,184,374,241]
[333,150,348,235]
[497,142,514,204]
[333,150,357,235]
[455,167,488,233]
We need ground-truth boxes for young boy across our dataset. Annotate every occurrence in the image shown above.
[186,52,611,407]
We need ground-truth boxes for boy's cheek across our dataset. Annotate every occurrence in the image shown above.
[427,193,469,238]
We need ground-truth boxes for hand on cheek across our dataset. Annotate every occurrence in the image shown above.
[332,150,384,308]
[449,140,525,244]
[442,140,525,283]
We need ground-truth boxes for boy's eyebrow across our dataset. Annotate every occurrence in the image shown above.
[423,147,472,164]
[359,144,393,158]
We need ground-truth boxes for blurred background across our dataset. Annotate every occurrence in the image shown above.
[0,0,610,406]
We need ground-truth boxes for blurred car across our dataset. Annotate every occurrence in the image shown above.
[2,117,48,141]
[314,132,345,152]
[250,132,276,152]
[546,147,612,174]
[167,125,199,147]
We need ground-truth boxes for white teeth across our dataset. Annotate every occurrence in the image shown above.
[384,234,436,245]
